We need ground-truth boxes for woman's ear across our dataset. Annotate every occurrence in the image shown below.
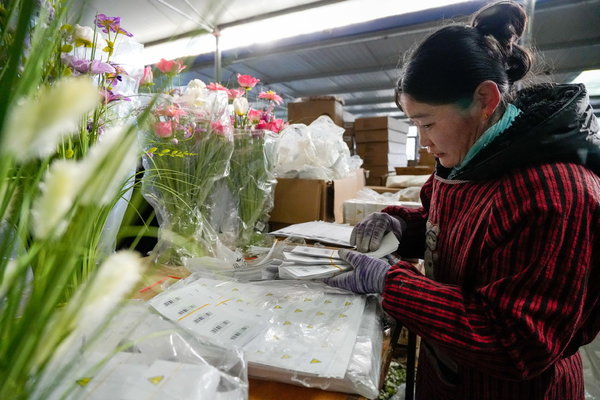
[473,80,501,119]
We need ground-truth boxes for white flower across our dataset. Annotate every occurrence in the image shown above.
[233,97,249,116]
[75,251,143,334]
[2,77,99,161]
[0,260,18,298]
[78,124,139,205]
[178,86,208,108]
[73,24,94,44]
[31,160,82,239]
[187,79,206,90]
[37,251,143,374]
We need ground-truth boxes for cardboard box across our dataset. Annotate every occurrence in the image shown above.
[395,165,435,175]
[287,97,344,126]
[361,153,408,167]
[269,169,365,226]
[355,116,409,132]
[355,129,407,144]
[418,148,436,166]
[343,198,421,225]
[356,142,406,155]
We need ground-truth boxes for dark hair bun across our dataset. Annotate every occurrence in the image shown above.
[472,1,527,45]
[472,1,531,83]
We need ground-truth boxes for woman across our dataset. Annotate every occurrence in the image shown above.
[325,1,600,399]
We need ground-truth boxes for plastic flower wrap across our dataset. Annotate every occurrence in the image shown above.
[207,74,284,250]
[139,74,234,265]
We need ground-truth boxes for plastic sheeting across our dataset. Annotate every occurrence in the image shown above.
[148,275,384,399]
[40,301,248,400]
[583,336,600,399]
[274,116,362,180]
[208,129,279,250]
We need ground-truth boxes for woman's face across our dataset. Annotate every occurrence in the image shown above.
[400,93,485,168]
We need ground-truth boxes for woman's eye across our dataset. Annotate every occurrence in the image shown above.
[422,124,433,129]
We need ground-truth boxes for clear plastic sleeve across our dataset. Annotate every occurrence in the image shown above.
[147,275,384,398]
[138,90,234,265]
[208,129,279,251]
[582,336,600,399]
[274,116,362,180]
[39,301,248,400]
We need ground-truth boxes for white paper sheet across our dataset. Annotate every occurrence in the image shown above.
[148,281,268,347]
[279,262,352,279]
[270,221,400,258]
[150,277,366,379]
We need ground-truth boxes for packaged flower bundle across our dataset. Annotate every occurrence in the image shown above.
[208,74,284,250]
[139,76,234,265]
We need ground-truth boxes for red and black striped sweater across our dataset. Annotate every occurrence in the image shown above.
[380,84,600,399]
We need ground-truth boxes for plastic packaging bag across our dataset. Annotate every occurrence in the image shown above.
[39,301,248,400]
[138,90,234,265]
[274,116,362,180]
[148,275,383,398]
[582,335,600,399]
[208,129,279,251]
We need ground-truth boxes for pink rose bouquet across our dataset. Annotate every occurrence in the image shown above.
[138,67,234,264]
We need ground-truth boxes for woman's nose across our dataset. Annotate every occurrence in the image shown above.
[419,130,432,147]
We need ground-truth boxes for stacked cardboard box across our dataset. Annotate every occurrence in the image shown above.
[269,168,365,230]
[354,116,409,185]
[342,121,356,155]
[287,96,344,126]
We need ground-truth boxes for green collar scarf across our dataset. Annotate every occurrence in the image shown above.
[450,103,521,178]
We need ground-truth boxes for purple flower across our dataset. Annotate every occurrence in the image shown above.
[90,59,116,75]
[95,14,133,37]
[105,64,127,87]
[100,88,131,104]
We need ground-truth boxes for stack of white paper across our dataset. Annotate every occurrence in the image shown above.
[149,278,366,380]
[270,221,400,259]
[279,245,351,280]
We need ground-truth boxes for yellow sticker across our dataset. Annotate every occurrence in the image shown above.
[316,311,324,316]
[266,293,273,296]
[304,298,312,302]
[294,308,303,313]
[310,359,322,364]
[324,300,332,304]
[274,305,282,309]
[281,354,291,359]
[148,376,164,385]
[344,301,352,306]
[339,313,347,318]
[283,321,292,325]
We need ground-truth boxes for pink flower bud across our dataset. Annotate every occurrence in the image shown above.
[154,121,173,137]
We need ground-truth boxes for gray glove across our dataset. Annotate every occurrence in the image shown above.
[350,212,407,253]
[324,249,391,294]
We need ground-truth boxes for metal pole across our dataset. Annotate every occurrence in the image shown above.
[516,0,535,90]
[521,0,536,48]
[214,28,222,82]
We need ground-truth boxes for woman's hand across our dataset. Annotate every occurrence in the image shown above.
[324,249,391,294]
[350,212,407,252]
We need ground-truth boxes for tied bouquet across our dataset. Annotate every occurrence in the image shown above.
[139,67,234,265]
[208,74,284,249]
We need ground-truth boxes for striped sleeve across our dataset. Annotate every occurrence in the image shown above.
[382,164,600,380]
[381,173,433,258]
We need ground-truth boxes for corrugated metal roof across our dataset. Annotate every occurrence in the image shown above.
[86,0,600,121]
